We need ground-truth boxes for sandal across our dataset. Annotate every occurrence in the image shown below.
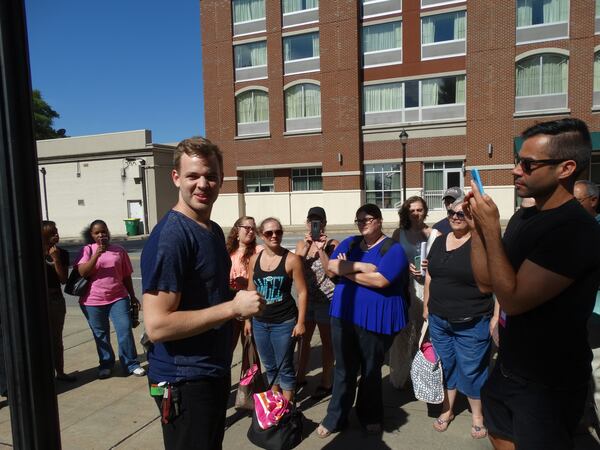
[432,415,455,432]
[471,425,488,439]
[311,385,332,400]
[316,424,332,438]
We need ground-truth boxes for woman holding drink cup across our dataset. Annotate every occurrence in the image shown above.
[75,219,144,379]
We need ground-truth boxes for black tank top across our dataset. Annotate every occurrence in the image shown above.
[253,250,297,323]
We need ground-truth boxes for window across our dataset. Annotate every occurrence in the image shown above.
[233,0,265,23]
[236,90,269,136]
[282,0,318,14]
[292,168,322,191]
[244,170,274,192]
[421,11,466,59]
[364,163,402,209]
[516,0,569,43]
[232,0,266,35]
[363,75,466,125]
[516,0,568,27]
[234,41,267,81]
[284,32,319,61]
[515,53,568,113]
[596,0,600,34]
[285,83,321,131]
[362,0,402,19]
[423,161,463,209]
[362,21,402,67]
[595,52,600,107]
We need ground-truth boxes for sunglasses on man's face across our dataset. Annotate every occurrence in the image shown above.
[263,229,283,238]
[515,156,567,174]
[447,210,466,220]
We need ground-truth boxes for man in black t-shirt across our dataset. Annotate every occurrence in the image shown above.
[464,118,600,449]
[432,187,463,235]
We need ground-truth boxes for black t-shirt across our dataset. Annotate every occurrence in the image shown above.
[500,199,600,387]
[253,250,297,323]
[427,235,493,320]
[45,247,69,290]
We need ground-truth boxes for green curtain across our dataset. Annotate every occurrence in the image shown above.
[233,0,265,23]
[454,12,466,40]
[422,79,439,106]
[362,21,401,52]
[456,76,466,103]
[516,56,542,96]
[286,84,321,118]
[517,0,533,26]
[541,54,567,94]
[424,170,443,191]
[237,90,269,123]
[422,17,435,44]
[363,83,402,112]
[543,0,568,23]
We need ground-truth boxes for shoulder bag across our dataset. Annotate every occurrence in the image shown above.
[64,245,91,297]
[411,321,445,404]
[235,334,266,410]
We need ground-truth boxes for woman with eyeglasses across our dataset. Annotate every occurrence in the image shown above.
[245,217,307,401]
[389,196,436,389]
[316,204,409,438]
[423,200,498,439]
[295,206,339,399]
[226,216,263,351]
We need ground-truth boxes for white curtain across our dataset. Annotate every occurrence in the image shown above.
[362,22,401,52]
[541,54,567,94]
[363,83,402,112]
[235,42,266,68]
[516,57,542,96]
[422,79,439,106]
[233,0,265,23]
[456,76,466,103]
[597,0,600,17]
[543,0,568,23]
[282,0,318,13]
[454,12,466,40]
[237,91,269,123]
[421,17,435,44]
[595,53,600,92]
[517,0,533,26]
[312,33,320,57]
[286,84,320,118]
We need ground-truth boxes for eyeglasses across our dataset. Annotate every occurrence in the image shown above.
[237,225,255,233]
[354,217,376,226]
[447,210,466,220]
[576,195,593,204]
[515,156,567,174]
[263,229,283,238]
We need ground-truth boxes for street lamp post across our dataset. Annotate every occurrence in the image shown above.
[399,129,408,201]
[40,167,48,220]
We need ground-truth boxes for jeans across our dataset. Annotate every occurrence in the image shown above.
[252,318,296,391]
[428,313,491,399]
[48,292,67,374]
[80,297,140,373]
[151,375,230,450]
[323,317,394,431]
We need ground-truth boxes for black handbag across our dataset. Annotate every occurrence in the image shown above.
[247,337,304,450]
[64,245,91,297]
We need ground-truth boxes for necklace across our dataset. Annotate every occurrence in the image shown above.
[261,252,283,272]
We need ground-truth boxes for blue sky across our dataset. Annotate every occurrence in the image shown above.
[25,0,205,144]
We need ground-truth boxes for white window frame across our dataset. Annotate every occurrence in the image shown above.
[291,167,323,191]
[423,161,464,210]
[364,163,403,209]
[420,11,467,61]
[244,170,274,193]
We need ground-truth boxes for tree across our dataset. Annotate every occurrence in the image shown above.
[32,89,66,140]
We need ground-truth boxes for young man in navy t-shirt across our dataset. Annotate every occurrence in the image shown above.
[141,137,264,450]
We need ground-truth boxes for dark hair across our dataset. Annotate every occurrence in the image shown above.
[41,220,56,243]
[398,196,428,230]
[355,203,382,220]
[226,216,257,267]
[258,217,283,234]
[521,118,592,179]
[83,219,110,244]
[173,136,223,173]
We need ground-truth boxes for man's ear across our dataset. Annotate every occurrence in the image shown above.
[172,169,181,188]
[557,160,576,180]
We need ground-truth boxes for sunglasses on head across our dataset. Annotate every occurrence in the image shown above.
[515,156,567,174]
[447,209,465,219]
[263,229,283,238]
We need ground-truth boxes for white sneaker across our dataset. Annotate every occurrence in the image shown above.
[132,367,146,377]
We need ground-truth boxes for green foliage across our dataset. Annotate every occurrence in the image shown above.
[32,89,66,140]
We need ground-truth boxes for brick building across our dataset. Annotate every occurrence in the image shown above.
[200,0,600,227]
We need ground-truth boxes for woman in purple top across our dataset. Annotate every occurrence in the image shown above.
[316,204,409,438]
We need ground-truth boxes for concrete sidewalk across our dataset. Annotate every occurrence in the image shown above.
[0,307,598,449]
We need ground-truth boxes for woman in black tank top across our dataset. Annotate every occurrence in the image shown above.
[246,217,307,401]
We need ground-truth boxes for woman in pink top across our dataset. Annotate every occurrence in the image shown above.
[226,216,263,350]
[75,220,144,379]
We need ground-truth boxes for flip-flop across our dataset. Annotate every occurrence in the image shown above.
[471,425,488,439]
[316,424,332,438]
[311,385,332,400]
[432,415,455,432]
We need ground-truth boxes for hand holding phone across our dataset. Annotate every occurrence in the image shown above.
[471,168,485,195]
[310,220,321,242]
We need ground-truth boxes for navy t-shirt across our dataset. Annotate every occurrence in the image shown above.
[141,210,233,383]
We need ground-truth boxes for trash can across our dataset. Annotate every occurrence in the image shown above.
[124,218,140,236]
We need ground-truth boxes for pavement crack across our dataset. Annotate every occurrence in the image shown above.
[107,414,160,449]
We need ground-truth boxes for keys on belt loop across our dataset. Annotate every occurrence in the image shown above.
[161,385,171,424]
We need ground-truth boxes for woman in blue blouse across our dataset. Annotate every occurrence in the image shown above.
[316,204,409,437]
